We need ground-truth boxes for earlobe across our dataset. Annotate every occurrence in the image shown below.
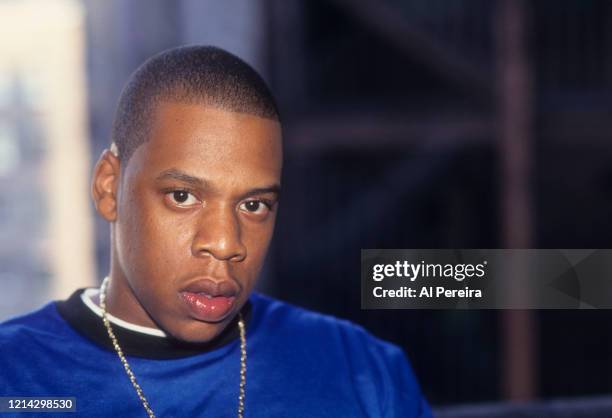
[91,149,121,222]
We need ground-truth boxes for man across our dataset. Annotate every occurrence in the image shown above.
[0,46,432,417]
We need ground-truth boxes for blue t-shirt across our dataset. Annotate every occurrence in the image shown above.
[0,290,432,417]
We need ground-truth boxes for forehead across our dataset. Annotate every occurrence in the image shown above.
[125,102,282,185]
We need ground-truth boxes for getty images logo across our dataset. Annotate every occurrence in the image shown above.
[372,260,488,282]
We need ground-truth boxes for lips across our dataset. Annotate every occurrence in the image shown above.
[179,278,239,322]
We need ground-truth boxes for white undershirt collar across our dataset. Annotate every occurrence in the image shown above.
[81,288,167,338]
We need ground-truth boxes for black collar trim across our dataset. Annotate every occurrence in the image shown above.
[55,288,253,360]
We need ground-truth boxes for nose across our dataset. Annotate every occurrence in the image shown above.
[191,204,247,262]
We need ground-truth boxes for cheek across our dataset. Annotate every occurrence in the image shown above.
[239,217,276,276]
[117,192,192,278]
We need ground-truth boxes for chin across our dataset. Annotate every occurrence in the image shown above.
[168,318,231,344]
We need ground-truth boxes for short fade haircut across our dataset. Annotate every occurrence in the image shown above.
[110,45,280,163]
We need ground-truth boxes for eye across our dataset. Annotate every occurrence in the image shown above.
[239,200,271,216]
[166,190,199,207]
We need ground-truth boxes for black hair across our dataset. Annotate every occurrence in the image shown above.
[111,45,280,163]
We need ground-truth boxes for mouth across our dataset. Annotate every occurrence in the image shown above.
[179,278,239,323]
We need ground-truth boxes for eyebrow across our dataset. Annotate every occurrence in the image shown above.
[155,168,281,199]
[241,185,282,200]
[156,169,207,188]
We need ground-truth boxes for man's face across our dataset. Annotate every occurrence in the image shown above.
[104,102,282,342]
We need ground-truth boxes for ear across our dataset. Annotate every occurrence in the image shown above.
[91,149,121,222]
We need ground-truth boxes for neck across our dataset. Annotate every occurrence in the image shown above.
[84,287,167,337]
[55,287,254,360]
[104,257,161,330]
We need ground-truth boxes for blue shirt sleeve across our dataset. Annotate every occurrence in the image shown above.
[337,319,433,418]
[377,342,433,418]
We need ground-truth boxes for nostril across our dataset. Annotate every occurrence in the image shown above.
[190,207,247,260]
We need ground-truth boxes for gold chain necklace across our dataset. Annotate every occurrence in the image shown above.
[99,277,247,418]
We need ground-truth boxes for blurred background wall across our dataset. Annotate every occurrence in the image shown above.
[2,0,612,408]
[0,0,94,318]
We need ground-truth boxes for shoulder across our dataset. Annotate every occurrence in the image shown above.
[250,291,411,373]
[0,303,61,335]
[250,291,378,342]
[0,302,74,353]
[249,292,433,417]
